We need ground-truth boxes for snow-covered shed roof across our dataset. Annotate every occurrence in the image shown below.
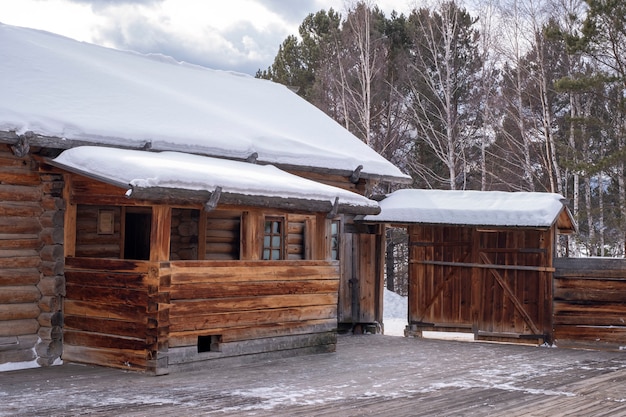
[0,23,409,183]
[51,146,380,215]
[363,189,576,232]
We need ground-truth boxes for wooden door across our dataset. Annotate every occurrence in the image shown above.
[408,225,554,344]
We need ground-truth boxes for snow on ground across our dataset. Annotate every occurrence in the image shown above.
[383,288,473,341]
[383,288,408,337]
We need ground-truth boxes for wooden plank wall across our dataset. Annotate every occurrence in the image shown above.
[553,257,626,351]
[63,257,169,374]
[167,260,339,369]
[407,225,553,344]
[0,147,64,368]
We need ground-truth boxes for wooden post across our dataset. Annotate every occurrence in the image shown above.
[63,174,76,258]
[150,206,171,262]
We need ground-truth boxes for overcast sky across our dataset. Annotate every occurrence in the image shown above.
[0,0,417,75]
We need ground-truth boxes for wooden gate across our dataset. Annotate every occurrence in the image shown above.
[406,224,554,344]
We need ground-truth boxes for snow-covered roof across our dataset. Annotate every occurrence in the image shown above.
[0,23,409,183]
[363,189,576,232]
[51,146,380,214]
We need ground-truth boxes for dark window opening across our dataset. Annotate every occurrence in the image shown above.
[197,335,221,353]
[124,210,152,260]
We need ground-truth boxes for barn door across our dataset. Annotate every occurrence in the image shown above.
[407,225,554,344]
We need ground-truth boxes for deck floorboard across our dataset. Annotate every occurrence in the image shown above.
[2,335,626,416]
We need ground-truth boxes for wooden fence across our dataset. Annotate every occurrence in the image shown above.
[553,257,626,351]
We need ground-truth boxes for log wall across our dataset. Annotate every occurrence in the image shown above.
[553,257,626,351]
[0,146,64,369]
[63,257,169,374]
[167,260,339,370]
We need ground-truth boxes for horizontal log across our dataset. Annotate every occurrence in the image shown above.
[554,278,626,302]
[169,318,337,347]
[40,227,64,245]
[40,245,64,262]
[64,315,147,338]
[0,184,42,202]
[0,285,41,303]
[37,311,63,327]
[62,344,148,371]
[0,236,40,251]
[170,280,338,300]
[217,332,336,358]
[38,295,62,313]
[170,262,339,284]
[75,245,121,258]
[0,201,43,217]
[0,151,34,168]
[65,270,149,289]
[0,268,40,286]
[204,242,237,254]
[0,303,40,321]
[554,303,626,326]
[39,210,64,228]
[37,276,65,297]
[64,330,147,351]
[39,260,64,276]
[65,283,149,307]
[554,257,626,274]
[65,257,155,273]
[167,332,336,366]
[64,299,147,321]
[170,305,337,333]
[171,293,337,315]
[38,325,62,342]
[554,325,626,345]
[0,319,39,337]
[0,347,37,364]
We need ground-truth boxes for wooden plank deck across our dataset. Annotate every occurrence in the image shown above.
[2,334,626,416]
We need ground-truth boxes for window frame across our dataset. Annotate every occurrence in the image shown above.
[262,216,285,260]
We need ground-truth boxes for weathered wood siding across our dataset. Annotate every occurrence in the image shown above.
[553,257,626,351]
[75,205,122,258]
[167,260,339,370]
[0,147,64,368]
[407,225,554,344]
[63,257,169,374]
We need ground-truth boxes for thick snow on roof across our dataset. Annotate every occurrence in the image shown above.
[364,189,570,228]
[52,146,379,212]
[0,23,408,182]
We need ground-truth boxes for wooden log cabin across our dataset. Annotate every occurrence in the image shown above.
[0,24,410,373]
[362,189,577,346]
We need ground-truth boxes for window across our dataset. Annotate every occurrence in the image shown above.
[262,217,284,260]
[331,220,340,260]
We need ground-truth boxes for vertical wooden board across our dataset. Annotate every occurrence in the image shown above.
[150,206,171,262]
[358,233,378,323]
[64,174,77,258]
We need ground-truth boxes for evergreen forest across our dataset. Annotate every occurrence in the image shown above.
[257,0,626,265]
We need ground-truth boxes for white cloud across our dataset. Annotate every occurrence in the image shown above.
[0,0,418,74]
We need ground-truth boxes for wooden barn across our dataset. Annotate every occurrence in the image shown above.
[0,23,409,373]
[363,189,577,345]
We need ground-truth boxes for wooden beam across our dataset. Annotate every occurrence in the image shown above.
[479,252,542,336]
[150,206,171,262]
[204,186,222,212]
[412,259,555,273]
